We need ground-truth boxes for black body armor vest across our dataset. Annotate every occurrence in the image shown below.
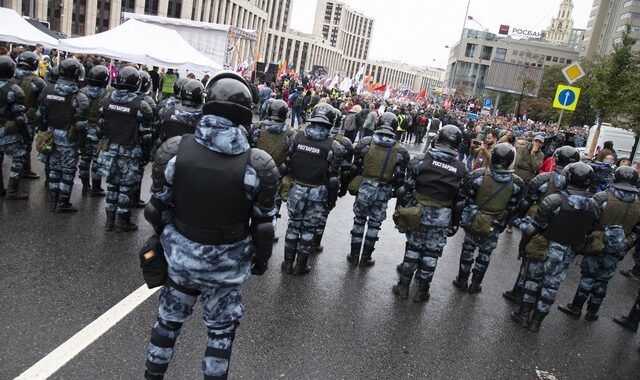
[289,133,332,186]
[415,154,465,202]
[172,135,252,245]
[102,95,142,145]
[42,85,74,130]
[161,107,197,141]
[544,195,596,245]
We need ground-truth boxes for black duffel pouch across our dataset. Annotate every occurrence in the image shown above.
[139,234,167,289]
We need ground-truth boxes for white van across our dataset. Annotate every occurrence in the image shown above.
[585,123,638,161]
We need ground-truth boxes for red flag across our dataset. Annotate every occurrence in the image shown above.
[418,88,426,98]
[374,84,387,92]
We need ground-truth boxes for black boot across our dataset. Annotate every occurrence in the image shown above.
[346,242,361,265]
[558,303,582,319]
[55,194,78,213]
[105,211,116,231]
[359,239,376,267]
[452,269,469,292]
[144,370,164,380]
[467,272,484,294]
[413,279,430,302]
[91,178,105,197]
[114,212,138,232]
[80,176,91,195]
[281,246,296,274]
[584,303,600,322]
[21,159,40,180]
[503,289,522,304]
[528,310,548,332]
[5,177,29,200]
[396,263,403,273]
[48,189,59,212]
[613,316,640,333]
[312,231,324,254]
[0,170,5,197]
[392,276,411,300]
[511,302,534,328]
[292,252,311,275]
[131,185,146,209]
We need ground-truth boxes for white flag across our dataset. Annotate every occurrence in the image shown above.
[339,77,352,92]
[383,86,391,100]
[328,74,339,88]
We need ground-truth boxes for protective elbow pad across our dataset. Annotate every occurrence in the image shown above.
[144,198,166,231]
[252,220,274,263]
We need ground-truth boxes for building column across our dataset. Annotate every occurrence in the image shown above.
[134,0,144,14]
[202,0,212,22]
[109,0,122,29]
[6,0,22,13]
[181,0,194,19]
[85,0,98,35]
[158,0,169,17]
[193,0,203,20]
[35,0,47,20]
[61,0,74,35]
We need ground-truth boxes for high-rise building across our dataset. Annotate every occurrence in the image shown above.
[580,0,640,58]
[568,28,585,50]
[312,0,374,60]
[545,0,575,45]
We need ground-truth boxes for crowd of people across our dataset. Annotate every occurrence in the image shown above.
[1,45,639,379]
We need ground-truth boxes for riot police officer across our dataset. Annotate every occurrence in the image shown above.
[157,77,187,119]
[78,65,109,197]
[37,58,90,212]
[249,98,295,240]
[280,103,344,275]
[144,70,279,379]
[503,146,580,303]
[613,287,640,334]
[454,143,524,293]
[12,51,47,180]
[96,66,153,231]
[513,162,599,331]
[0,56,29,200]
[158,79,204,142]
[558,166,640,321]
[348,112,409,267]
[393,125,467,301]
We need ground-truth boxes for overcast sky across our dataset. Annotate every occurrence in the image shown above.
[290,0,593,69]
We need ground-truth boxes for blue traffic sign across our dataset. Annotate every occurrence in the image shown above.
[558,89,576,107]
[483,98,493,108]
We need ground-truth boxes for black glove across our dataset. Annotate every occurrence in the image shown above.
[251,260,268,276]
[519,224,539,256]
[447,225,458,237]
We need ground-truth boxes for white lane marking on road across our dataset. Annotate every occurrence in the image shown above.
[15,284,159,380]
[535,367,559,380]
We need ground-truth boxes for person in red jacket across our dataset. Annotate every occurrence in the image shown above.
[538,156,555,173]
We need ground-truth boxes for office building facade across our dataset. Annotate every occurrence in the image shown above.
[579,0,640,58]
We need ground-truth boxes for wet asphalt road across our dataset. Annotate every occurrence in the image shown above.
[1,145,639,380]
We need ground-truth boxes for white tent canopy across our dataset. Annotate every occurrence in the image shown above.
[57,19,221,73]
[0,7,58,49]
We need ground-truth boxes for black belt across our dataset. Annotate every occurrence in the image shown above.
[172,218,248,245]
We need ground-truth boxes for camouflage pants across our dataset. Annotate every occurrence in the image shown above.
[48,144,79,201]
[399,225,449,283]
[146,283,243,379]
[0,138,26,179]
[458,229,501,284]
[285,184,328,259]
[105,184,133,214]
[523,241,575,314]
[573,254,619,309]
[78,138,101,182]
[350,183,392,253]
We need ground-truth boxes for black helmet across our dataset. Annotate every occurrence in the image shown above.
[58,58,83,83]
[377,112,398,130]
[563,162,594,190]
[374,125,396,137]
[435,124,463,154]
[113,66,141,92]
[87,65,110,87]
[553,146,580,169]
[330,107,342,130]
[17,51,39,71]
[613,166,639,192]
[139,71,151,94]
[308,103,334,127]
[0,56,16,80]
[203,70,252,126]
[268,99,289,122]
[173,77,188,98]
[490,143,515,171]
[180,79,205,108]
[45,66,58,84]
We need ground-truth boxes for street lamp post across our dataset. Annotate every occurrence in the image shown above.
[467,16,486,97]
[447,0,471,96]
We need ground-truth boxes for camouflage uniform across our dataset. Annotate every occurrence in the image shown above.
[96,90,153,217]
[350,133,409,264]
[396,148,466,296]
[457,168,524,290]
[566,188,640,317]
[78,85,106,191]
[283,124,343,274]
[523,191,599,315]
[36,82,90,209]
[0,80,27,192]
[145,115,277,379]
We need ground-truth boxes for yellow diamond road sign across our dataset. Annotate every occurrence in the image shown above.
[553,85,581,111]
[562,63,585,84]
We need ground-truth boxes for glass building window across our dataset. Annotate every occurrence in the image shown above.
[494,48,507,62]
[464,43,477,58]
